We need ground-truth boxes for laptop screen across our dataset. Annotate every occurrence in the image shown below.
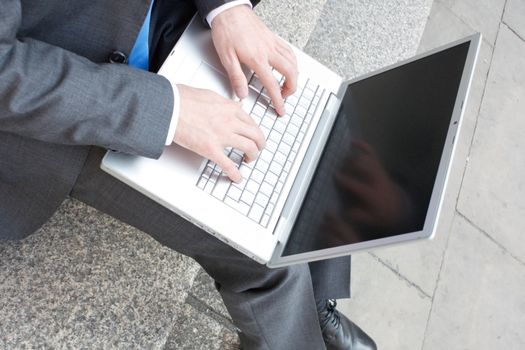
[283,41,470,256]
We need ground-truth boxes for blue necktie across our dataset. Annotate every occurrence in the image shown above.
[128,2,153,70]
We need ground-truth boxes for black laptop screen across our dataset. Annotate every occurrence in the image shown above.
[282,41,470,256]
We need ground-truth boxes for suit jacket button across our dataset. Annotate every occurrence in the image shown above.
[108,51,128,64]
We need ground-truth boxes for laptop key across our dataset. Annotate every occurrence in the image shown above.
[239,164,252,179]
[252,103,266,118]
[212,176,230,200]
[264,171,278,186]
[259,149,273,164]
[287,123,299,136]
[270,192,279,205]
[249,204,264,222]
[295,105,307,117]
[266,139,278,153]
[297,132,305,143]
[273,120,286,133]
[290,115,303,127]
[275,180,284,194]
[197,177,207,189]
[278,142,291,155]
[250,169,265,184]
[255,193,270,207]
[225,197,250,215]
[261,214,270,227]
[284,160,292,173]
[260,182,273,197]
[246,179,260,194]
[286,94,298,106]
[274,151,287,165]
[298,75,307,89]
[257,96,270,110]
[282,133,295,146]
[228,186,242,201]
[204,180,215,193]
[229,151,243,166]
[269,130,282,142]
[302,88,314,100]
[241,190,255,206]
[255,159,269,173]
[261,115,274,129]
[269,161,283,175]
[292,141,300,153]
[290,150,297,162]
[249,74,264,92]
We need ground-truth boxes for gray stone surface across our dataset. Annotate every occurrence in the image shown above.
[254,0,328,48]
[304,0,433,79]
[457,24,525,264]
[337,253,432,350]
[164,303,239,350]
[439,0,506,45]
[372,0,494,298]
[418,0,476,52]
[0,199,200,349]
[188,268,231,322]
[342,2,525,350]
[504,0,525,40]
[171,267,240,347]
[423,214,525,349]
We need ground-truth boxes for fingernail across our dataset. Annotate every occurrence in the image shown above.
[278,104,286,116]
[227,171,241,183]
[237,86,248,99]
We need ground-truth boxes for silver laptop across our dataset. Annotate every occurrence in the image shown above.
[101,17,480,267]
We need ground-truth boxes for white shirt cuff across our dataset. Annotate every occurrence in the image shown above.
[163,79,180,146]
[206,0,253,27]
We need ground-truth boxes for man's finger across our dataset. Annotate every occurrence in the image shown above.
[214,151,242,183]
[221,52,248,99]
[276,40,298,70]
[228,134,260,163]
[272,41,298,98]
[271,53,298,99]
[255,63,285,116]
[233,110,266,150]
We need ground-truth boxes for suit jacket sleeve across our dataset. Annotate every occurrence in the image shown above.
[193,0,261,21]
[0,0,173,159]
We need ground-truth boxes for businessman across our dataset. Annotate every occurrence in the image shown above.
[0,0,376,348]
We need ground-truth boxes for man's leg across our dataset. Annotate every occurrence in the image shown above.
[71,147,351,349]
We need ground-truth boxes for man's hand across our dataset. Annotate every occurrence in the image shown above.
[172,7,297,183]
[173,85,265,183]
[210,5,298,115]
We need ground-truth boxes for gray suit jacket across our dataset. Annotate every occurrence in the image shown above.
[0,0,238,239]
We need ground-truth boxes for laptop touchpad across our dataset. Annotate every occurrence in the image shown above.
[190,61,234,100]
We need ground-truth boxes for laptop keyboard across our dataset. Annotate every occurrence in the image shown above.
[196,71,324,227]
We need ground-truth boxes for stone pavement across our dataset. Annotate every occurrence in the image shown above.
[3,0,523,349]
[337,0,525,349]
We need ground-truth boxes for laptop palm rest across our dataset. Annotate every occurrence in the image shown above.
[190,61,234,100]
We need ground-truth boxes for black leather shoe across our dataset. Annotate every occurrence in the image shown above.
[316,299,377,350]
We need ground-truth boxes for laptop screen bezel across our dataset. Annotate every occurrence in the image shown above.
[267,34,482,268]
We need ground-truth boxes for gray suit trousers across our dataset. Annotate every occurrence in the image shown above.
[71,147,351,350]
